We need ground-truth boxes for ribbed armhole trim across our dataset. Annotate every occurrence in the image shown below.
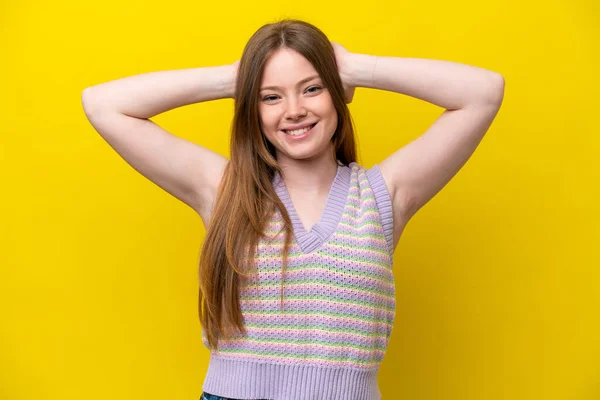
[366,164,394,257]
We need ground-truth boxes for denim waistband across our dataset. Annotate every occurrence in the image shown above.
[202,392,269,400]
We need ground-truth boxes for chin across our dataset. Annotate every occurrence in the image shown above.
[284,145,334,161]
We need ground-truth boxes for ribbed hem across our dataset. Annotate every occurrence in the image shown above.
[202,356,381,400]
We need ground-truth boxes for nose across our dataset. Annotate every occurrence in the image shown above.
[284,97,307,121]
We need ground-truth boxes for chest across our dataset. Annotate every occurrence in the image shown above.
[287,193,328,232]
[246,224,396,315]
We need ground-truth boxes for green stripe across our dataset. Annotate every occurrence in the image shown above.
[346,201,376,208]
[224,336,388,352]
[254,249,306,257]
[259,232,389,253]
[244,309,393,325]
[243,294,395,312]
[244,322,391,337]
[255,252,392,272]
[347,191,375,198]
[327,230,386,241]
[338,220,381,229]
[246,279,393,297]
[319,239,390,257]
[255,263,393,284]
[342,207,378,217]
[217,348,382,364]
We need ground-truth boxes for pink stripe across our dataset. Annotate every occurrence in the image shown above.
[212,351,380,368]
[241,312,394,330]
[243,284,395,307]
[242,297,392,314]
[252,267,394,290]
[255,252,392,274]
[258,235,389,250]
[218,338,387,359]
[243,325,390,343]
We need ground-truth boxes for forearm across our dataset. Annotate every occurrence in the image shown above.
[82,64,236,119]
[348,53,504,110]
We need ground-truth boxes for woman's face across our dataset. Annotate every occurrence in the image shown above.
[258,48,338,163]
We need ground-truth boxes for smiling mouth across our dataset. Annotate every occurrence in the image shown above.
[282,123,317,136]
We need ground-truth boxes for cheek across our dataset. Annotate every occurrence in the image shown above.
[316,99,338,128]
[259,107,280,130]
[313,95,337,118]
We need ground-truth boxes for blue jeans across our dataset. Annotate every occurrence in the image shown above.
[201,393,269,400]
[201,393,233,400]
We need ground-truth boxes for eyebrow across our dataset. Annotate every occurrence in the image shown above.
[260,75,321,92]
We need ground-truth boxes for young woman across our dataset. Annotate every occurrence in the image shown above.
[82,19,504,400]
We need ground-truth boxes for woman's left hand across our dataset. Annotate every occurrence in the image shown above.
[331,42,355,104]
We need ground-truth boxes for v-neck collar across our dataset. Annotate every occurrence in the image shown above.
[272,163,352,254]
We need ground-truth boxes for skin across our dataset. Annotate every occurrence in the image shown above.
[258,48,340,198]
[252,45,353,232]
[82,38,503,251]
[255,43,504,247]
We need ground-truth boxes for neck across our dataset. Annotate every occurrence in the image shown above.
[277,153,339,196]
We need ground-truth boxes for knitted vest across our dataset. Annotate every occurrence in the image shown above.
[202,162,396,400]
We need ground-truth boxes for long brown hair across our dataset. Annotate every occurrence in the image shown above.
[198,19,357,350]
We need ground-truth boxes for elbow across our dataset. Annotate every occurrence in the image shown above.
[484,73,505,107]
[81,87,96,115]
[81,86,107,117]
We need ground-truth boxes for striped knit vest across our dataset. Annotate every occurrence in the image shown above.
[202,162,396,400]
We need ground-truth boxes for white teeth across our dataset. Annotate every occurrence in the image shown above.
[285,124,314,136]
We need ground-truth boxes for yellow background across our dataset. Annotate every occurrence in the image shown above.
[1,1,599,399]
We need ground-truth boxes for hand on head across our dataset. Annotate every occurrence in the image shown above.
[230,42,355,104]
[331,42,355,104]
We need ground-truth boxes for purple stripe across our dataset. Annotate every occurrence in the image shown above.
[243,285,396,309]
[273,163,351,254]
[242,326,390,347]
[366,165,394,256]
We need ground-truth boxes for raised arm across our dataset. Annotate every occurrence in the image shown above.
[334,44,505,247]
[81,63,238,224]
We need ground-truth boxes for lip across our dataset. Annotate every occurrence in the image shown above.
[280,122,317,140]
[280,122,317,132]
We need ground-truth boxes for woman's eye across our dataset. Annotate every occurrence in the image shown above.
[262,87,322,102]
